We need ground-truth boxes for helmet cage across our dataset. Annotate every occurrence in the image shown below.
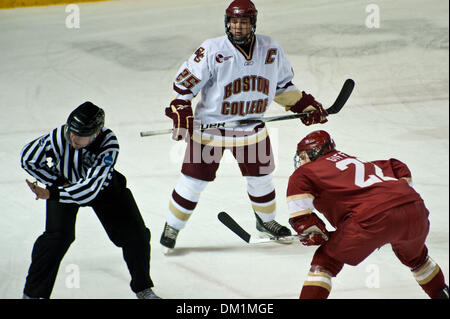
[294,142,334,169]
[306,142,334,161]
[225,0,257,46]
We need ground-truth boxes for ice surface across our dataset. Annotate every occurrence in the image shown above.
[0,0,448,299]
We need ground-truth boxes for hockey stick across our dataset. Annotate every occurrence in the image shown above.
[140,78,355,137]
[218,211,300,244]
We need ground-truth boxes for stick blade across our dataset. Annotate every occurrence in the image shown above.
[326,78,355,115]
[218,212,251,243]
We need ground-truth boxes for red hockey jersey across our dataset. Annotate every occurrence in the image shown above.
[286,150,423,227]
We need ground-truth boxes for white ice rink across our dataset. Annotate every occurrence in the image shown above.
[0,0,448,299]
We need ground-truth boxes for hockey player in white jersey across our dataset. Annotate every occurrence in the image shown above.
[161,0,328,251]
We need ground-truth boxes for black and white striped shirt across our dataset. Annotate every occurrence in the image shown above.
[20,125,119,206]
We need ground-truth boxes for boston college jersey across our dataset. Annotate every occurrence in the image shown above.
[172,34,297,129]
[286,150,423,227]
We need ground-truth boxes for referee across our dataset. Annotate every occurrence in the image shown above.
[20,101,160,299]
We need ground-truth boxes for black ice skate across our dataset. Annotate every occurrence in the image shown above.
[160,222,179,253]
[136,287,161,299]
[440,285,449,299]
[254,212,292,242]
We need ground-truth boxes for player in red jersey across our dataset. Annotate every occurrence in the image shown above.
[286,130,448,299]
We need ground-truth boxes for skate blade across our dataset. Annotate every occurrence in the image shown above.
[257,231,272,239]
[275,236,294,244]
[161,246,173,255]
[257,231,294,244]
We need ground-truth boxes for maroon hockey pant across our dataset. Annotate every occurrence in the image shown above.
[302,200,445,298]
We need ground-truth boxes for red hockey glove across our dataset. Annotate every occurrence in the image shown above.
[290,92,328,126]
[289,213,329,246]
[165,99,194,141]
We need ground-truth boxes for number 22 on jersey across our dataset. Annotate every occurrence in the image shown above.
[336,158,397,188]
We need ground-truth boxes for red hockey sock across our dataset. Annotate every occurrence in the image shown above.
[412,257,446,299]
[300,285,330,299]
[418,269,446,299]
[299,267,332,299]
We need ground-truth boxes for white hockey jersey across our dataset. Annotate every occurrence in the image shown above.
[173,34,300,133]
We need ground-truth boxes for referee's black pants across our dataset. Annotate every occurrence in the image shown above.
[23,171,154,298]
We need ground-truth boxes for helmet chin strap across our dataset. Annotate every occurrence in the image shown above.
[231,32,253,46]
[308,142,333,162]
[63,124,71,145]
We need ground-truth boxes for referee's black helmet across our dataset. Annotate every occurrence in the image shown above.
[66,101,105,137]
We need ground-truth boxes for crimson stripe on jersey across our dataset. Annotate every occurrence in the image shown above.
[202,123,266,138]
[276,81,294,90]
[173,83,193,96]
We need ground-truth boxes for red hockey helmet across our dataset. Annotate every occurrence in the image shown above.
[295,130,336,167]
[225,0,258,45]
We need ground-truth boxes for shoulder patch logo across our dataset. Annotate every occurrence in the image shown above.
[194,47,205,63]
[104,155,114,166]
[215,53,233,63]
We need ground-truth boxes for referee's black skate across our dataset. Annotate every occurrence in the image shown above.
[136,287,161,299]
[440,285,449,299]
[255,213,292,243]
[160,222,179,253]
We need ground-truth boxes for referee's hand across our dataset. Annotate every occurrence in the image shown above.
[26,179,50,200]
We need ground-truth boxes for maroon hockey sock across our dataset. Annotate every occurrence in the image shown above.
[412,257,447,299]
[419,268,446,299]
[299,285,330,299]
